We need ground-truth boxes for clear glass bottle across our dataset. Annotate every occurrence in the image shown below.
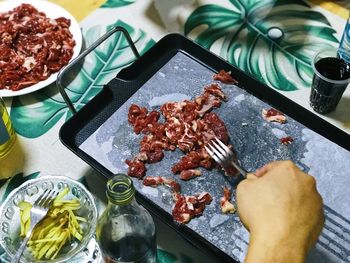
[0,97,16,159]
[96,174,157,263]
[339,14,350,63]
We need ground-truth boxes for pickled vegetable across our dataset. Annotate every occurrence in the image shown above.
[19,187,86,260]
[18,201,32,237]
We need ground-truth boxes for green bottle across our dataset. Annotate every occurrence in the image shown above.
[96,174,157,263]
[0,98,16,159]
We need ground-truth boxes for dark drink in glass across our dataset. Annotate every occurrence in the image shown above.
[310,49,350,114]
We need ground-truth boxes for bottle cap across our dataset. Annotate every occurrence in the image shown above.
[106,174,135,205]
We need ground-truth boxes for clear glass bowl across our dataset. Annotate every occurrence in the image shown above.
[0,175,98,263]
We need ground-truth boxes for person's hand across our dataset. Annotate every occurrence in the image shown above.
[236,160,324,263]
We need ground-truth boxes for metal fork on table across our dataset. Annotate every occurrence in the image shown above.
[205,137,248,178]
[11,189,58,263]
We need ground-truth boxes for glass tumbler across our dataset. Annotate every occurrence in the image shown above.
[310,48,350,114]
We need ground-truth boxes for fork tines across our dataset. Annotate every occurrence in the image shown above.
[205,137,247,177]
[34,189,58,208]
[205,138,233,166]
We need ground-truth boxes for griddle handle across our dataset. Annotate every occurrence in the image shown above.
[57,26,141,114]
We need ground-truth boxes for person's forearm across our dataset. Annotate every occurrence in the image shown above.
[245,233,307,263]
[237,161,324,263]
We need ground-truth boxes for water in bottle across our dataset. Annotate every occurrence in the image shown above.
[96,174,157,263]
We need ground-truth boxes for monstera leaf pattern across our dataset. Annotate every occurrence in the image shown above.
[11,21,155,138]
[157,249,177,262]
[185,0,339,91]
[102,0,135,8]
[156,249,194,262]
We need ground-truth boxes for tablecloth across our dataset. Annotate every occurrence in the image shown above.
[0,0,349,262]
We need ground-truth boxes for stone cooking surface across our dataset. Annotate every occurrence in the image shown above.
[80,52,350,263]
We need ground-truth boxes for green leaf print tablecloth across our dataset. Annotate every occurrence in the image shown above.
[0,0,349,262]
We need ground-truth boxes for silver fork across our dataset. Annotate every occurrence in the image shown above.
[11,189,58,263]
[205,137,248,178]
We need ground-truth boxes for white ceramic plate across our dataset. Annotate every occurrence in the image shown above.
[0,0,82,97]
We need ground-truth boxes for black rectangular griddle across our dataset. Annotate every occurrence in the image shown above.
[58,27,350,263]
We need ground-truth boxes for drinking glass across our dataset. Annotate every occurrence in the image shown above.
[310,48,350,114]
